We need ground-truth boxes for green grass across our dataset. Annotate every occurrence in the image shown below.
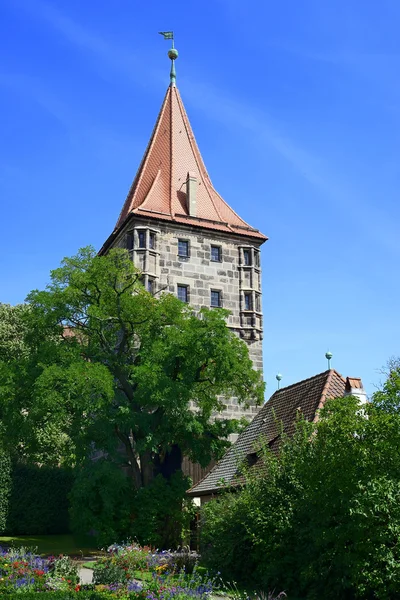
[0,534,102,557]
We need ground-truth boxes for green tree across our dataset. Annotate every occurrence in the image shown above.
[1,247,264,545]
[201,366,400,600]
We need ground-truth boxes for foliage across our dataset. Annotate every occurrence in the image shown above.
[0,546,78,593]
[0,247,264,547]
[69,459,134,547]
[130,473,196,549]
[201,367,400,600]
[0,303,31,363]
[5,462,73,535]
[0,451,11,533]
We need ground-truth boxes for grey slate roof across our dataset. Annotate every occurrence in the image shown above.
[187,369,347,497]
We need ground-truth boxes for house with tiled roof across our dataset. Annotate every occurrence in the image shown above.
[99,37,267,483]
[188,369,367,502]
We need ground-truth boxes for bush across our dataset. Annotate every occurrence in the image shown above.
[130,472,195,548]
[69,459,134,547]
[0,451,11,533]
[5,462,73,535]
[200,489,258,586]
[200,382,400,600]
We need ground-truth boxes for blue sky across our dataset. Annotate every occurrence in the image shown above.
[1,0,399,397]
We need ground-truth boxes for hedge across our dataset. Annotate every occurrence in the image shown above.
[5,463,73,535]
[0,451,11,532]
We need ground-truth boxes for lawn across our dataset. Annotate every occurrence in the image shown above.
[0,533,101,557]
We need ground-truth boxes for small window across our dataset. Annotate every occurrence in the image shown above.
[254,251,260,267]
[149,232,156,250]
[178,239,190,257]
[138,230,146,249]
[210,290,222,308]
[126,231,134,251]
[177,285,189,303]
[211,245,222,262]
[244,293,252,311]
[243,249,251,266]
[147,278,155,294]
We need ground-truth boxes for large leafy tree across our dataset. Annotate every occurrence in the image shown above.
[0,247,264,544]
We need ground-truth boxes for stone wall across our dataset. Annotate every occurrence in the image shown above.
[112,215,264,423]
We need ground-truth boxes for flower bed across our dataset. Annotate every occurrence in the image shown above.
[0,544,214,598]
[0,546,79,593]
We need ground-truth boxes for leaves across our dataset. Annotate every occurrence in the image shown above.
[201,366,400,599]
[0,246,264,546]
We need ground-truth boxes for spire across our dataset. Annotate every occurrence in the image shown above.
[113,45,267,242]
[159,31,178,87]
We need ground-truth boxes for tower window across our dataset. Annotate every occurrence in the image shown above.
[243,249,251,266]
[147,278,155,294]
[149,232,156,249]
[126,231,134,251]
[211,245,222,262]
[210,290,222,308]
[178,239,190,257]
[254,251,260,267]
[138,230,146,248]
[244,293,252,311]
[177,284,189,303]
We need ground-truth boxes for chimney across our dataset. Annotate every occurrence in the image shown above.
[344,377,368,405]
[186,171,197,216]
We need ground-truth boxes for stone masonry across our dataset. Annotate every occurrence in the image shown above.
[112,216,263,422]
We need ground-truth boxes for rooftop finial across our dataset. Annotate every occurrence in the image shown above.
[325,350,333,369]
[276,373,283,390]
[159,31,178,87]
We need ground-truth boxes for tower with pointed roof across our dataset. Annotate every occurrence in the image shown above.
[100,39,267,433]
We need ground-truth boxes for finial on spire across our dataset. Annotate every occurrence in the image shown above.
[159,31,178,87]
[325,351,333,369]
[276,373,283,390]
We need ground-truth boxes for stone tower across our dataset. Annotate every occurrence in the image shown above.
[100,42,267,433]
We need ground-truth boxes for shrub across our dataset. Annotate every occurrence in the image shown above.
[69,459,134,547]
[130,472,195,548]
[200,386,400,599]
[5,462,73,535]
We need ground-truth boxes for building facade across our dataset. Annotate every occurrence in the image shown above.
[100,53,267,428]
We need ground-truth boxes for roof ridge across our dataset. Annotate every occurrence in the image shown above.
[268,369,346,400]
[268,370,331,398]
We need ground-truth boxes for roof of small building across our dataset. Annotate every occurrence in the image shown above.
[188,369,349,497]
[102,85,267,250]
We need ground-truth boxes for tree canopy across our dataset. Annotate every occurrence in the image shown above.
[0,247,264,544]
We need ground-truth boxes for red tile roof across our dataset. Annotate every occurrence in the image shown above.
[113,85,267,241]
[188,369,350,497]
